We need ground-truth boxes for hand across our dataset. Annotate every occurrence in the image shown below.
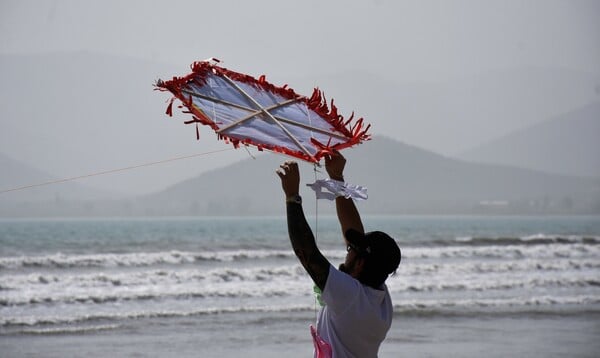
[324,150,346,181]
[276,161,300,198]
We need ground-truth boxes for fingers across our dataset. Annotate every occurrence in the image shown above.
[279,161,298,171]
[324,149,343,162]
[277,161,301,197]
[276,161,298,176]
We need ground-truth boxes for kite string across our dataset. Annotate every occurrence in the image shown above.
[309,102,319,313]
[313,162,320,323]
[0,148,234,195]
[313,164,319,241]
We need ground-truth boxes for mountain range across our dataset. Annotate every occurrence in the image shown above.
[3,136,597,217]
[0,152,110,216]
[134,136,600,216]
[459,101,600,177]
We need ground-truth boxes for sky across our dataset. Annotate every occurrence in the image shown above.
[2,0,599,80]
[1,0,599,195]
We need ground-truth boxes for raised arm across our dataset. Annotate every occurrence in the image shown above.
[325,151,365,240]
[277,161,330,290]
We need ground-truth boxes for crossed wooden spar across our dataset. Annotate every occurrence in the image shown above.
[181,74,347,162]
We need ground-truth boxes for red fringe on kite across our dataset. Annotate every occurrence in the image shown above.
[155,58,370,163]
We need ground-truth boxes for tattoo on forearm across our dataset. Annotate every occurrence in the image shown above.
[286,203,329,290]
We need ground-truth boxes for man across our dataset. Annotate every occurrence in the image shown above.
[276,151,401,358]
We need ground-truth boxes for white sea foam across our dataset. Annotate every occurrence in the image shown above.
[0,249,295,270]
[1,240,597,271]
[405,243,600,260]
[395,294,600,312]
[15,324,121,335]
[0,264,308,306]
[0,302,315,327]
[3,292,599,327]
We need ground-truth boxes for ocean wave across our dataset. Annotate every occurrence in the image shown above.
[0,265,307,307]
[9,324,121,335]
[2,263,598,308]
[406,243,600,260]
[1,240,598,271]
[2,295,599,328]
[394,275,600,293]
[0,285,301,307]
[451,235,600,246]
[0,304,314,328]
[394,295,600,313]
[399,258,600,276]
[0,249,295,270]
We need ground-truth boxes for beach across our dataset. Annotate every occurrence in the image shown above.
[1,215,599,357]
[2,311,599,357]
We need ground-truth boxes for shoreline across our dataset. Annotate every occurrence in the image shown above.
[2,310,598,358]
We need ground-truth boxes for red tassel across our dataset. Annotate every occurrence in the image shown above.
[166,97,174,116]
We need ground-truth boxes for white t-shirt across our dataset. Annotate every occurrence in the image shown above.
[316,265,394,358]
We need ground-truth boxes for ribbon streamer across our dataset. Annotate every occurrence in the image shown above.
[310,324,332,358]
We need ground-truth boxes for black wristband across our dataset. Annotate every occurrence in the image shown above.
[286,195,302,205]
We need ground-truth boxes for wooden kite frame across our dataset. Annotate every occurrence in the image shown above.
[155,59,371,163]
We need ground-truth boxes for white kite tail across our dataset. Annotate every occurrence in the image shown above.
[307,178,368,201]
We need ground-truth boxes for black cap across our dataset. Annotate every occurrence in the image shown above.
[345,229,401,275]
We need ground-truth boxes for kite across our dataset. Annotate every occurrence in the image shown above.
[155,58,370,164]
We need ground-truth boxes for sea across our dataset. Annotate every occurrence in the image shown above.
[1,215,599,357]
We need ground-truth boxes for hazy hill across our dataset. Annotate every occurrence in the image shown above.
[136,136,600,216]
[2,136,598,217]
[459,101,600,177]
[0,152,109,215]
